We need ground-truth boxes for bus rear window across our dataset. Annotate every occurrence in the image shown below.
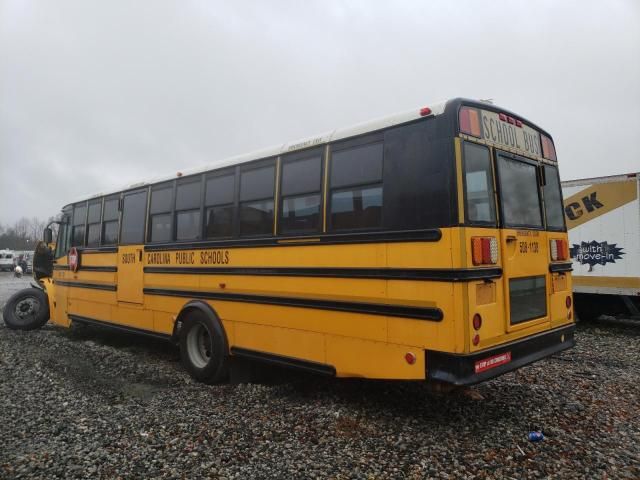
[497,155,543,228]
[543,165,565,230]
[463,143,496,225]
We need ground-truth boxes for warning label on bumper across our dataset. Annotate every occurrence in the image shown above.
[474,351,512,374]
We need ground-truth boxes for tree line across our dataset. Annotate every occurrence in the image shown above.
[0,217,58,251]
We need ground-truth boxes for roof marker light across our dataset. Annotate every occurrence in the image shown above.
[420,107,432,116]
[498,113,507,121]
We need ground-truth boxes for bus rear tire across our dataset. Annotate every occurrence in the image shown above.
[2,287,50,331]
[179,310,229,384]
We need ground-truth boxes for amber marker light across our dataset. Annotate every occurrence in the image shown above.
[541,134,557,161]
[459,106,481,137]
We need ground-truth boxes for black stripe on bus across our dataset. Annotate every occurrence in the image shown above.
[55,280,117,291]
[143,266,502,282]
[78,246,118,253]
[53,265,117,272]
[144,228,442,252]
[143,287,443,321]
[69,315,171,341]
[549,262,573,273]
[230,347,336,376]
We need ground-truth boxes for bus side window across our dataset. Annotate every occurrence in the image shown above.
[86,200,102,247]
[102,196,120,245]
[175,178,202,241]
[329,141,383,231]
[205,171,235,238]
[239,163,275,237]
[55,213,72,258]
[149,182,174,242]
[71,203,87,247]
[120,190,148,245]
[279,151,322,234]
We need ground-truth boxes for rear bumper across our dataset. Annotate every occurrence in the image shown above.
[426,324,575,386]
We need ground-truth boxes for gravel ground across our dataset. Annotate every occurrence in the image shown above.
[1,272,639,479]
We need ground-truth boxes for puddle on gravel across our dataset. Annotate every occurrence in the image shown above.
[43,352,170,403]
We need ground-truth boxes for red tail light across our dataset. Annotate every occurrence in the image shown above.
[471,237,498,265]
[459,107,481,137]
[550,239,568,261]
[473,314,482,330]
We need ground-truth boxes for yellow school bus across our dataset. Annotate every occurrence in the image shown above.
[6,98,575,385]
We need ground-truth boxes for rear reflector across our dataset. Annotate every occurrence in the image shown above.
[405,352,416,365]
[459,107,481,137]
[472,313,482,330]
[472,237,498,265]
[541,134,557,161]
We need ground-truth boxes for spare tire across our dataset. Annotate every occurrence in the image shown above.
[2,287,50,330]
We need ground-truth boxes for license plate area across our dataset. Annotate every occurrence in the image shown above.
[474,351,512,373]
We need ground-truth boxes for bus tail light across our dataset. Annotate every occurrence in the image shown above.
[459,107,481,138]
[541,134,557,161]
[471,237,498,265]
[473,313,482,330]
[550,239,568,261]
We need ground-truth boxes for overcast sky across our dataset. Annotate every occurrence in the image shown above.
[1,0,639,225]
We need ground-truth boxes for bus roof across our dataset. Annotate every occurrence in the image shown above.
[65,97,548,207]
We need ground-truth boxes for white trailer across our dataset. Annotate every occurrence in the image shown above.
[562,172,640,320]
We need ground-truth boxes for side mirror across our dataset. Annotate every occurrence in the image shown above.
[43,227,53,244]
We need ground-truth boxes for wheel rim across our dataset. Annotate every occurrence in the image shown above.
[186,322,212,369]
[14,296,41,324]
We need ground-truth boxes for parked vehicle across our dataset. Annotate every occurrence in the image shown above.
[13,251,33,274]
[562,172,640,320]
[0,249,15,272]
[5,98,575,385]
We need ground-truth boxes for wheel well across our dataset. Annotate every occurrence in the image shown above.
[172,300,225,343]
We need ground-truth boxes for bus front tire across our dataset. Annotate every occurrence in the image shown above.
[2,287,50,331]
[179,310,229,384]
